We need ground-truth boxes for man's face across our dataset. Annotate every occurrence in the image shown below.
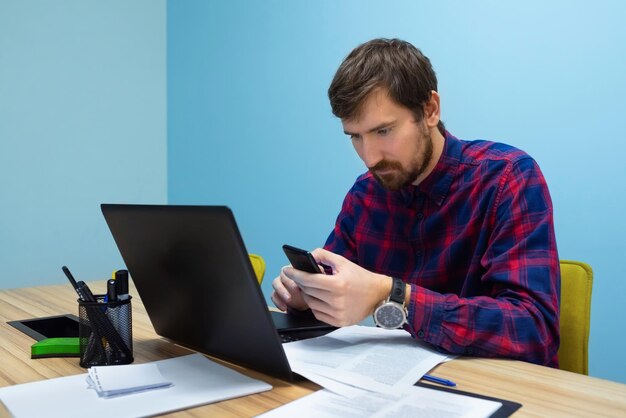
[342,88,435,191]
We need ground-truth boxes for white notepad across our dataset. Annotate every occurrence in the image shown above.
[87,362,172,398]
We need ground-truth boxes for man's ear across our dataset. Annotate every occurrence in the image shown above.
[423,91,441,128]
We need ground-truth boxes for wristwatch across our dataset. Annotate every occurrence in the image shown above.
[373,277,407,329]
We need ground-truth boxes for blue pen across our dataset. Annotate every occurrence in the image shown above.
[422,374,456,387]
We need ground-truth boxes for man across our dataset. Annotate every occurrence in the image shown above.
[271,38,560,367]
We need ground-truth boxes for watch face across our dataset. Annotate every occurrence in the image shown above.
[374,303,406,329]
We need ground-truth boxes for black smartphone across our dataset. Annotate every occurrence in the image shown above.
[282,244,324,274]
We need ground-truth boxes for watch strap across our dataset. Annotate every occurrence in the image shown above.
[389,277,405,305]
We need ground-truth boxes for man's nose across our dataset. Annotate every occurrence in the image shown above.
[360,138,383,168]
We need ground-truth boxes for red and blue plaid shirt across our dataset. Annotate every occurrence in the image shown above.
[324,133,560,367]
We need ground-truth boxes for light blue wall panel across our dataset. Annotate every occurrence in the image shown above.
[168,1,626,383]
[0,1,167,287]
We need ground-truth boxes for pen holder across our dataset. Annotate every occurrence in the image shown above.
[78,295,134,367]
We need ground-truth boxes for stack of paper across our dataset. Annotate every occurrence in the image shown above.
[266,326,502,418]
[282,325,449,397]
[86,362,172,398]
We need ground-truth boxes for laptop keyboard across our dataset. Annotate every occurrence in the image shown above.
[279,327,337,343]
[280,333,301,343]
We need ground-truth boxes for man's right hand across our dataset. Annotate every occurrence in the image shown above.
[270,266,310,312]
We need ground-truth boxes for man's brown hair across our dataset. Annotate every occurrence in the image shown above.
[328,38,445,135]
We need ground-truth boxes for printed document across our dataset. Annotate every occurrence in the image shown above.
[283,325,448,394]
[257,386,502,418]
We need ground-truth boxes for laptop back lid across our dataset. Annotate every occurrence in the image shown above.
[101,204,293,379]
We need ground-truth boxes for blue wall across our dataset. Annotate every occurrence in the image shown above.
[0,1,167,287]
[168,1,626,383]
[1,0,622,385]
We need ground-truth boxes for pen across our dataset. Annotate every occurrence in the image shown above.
[62,265,80,293]
[62,266,96,302]
[421,374,457,387]
[76,281,96,302]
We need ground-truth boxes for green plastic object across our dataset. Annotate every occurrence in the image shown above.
[31,337,81,359]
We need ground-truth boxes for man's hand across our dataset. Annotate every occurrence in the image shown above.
[285,248,393,327]
[270,266,310,312]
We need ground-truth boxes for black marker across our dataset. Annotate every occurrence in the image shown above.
[115,270,129,301]
[107,279,117,302]
[113,270,131,353]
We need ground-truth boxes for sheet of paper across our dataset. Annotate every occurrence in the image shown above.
[290,366,368,398]
[0,353,272,418]
[284,325,448,394]
[257,386,502,418]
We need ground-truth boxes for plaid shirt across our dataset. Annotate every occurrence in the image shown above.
[324,133,560,367]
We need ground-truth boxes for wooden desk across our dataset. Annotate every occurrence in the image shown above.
[1,282,625,417]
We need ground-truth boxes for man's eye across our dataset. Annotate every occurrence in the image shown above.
[377,128,391,136]
[350,134,361,141]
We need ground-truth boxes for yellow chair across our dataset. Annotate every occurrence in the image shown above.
[558,260,593,375]
[248,254,266,284]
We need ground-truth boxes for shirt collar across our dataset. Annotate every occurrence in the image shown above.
[402,132,461,206]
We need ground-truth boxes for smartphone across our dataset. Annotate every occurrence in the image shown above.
[282,244,324,274]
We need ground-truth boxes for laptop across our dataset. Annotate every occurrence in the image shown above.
[101,204,335,380]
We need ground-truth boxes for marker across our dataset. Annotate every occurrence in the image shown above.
[113,269,131,350]
[105,278,121,344]
[115,270,129,301]
[104,271,116,304]
[107,279,117,302]
[421,374,456,387]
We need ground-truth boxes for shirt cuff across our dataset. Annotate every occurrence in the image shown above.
[406,284,445,345]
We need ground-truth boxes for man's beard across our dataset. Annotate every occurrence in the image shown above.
[369,129,434,191]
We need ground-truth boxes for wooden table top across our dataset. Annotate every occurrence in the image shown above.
[1,281,625,417]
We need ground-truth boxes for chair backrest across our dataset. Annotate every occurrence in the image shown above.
[558,260,593,375]
[248,254,266,284]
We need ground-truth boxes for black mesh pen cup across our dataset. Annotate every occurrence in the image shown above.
[78,295,134,367]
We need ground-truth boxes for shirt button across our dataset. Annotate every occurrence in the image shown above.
[417,330,425,338]
[417,213,424,220]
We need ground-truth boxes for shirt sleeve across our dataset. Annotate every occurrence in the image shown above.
[407,157,561,366]
[324,190,359,264]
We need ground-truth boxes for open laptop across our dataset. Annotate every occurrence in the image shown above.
[101,204,335,380]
